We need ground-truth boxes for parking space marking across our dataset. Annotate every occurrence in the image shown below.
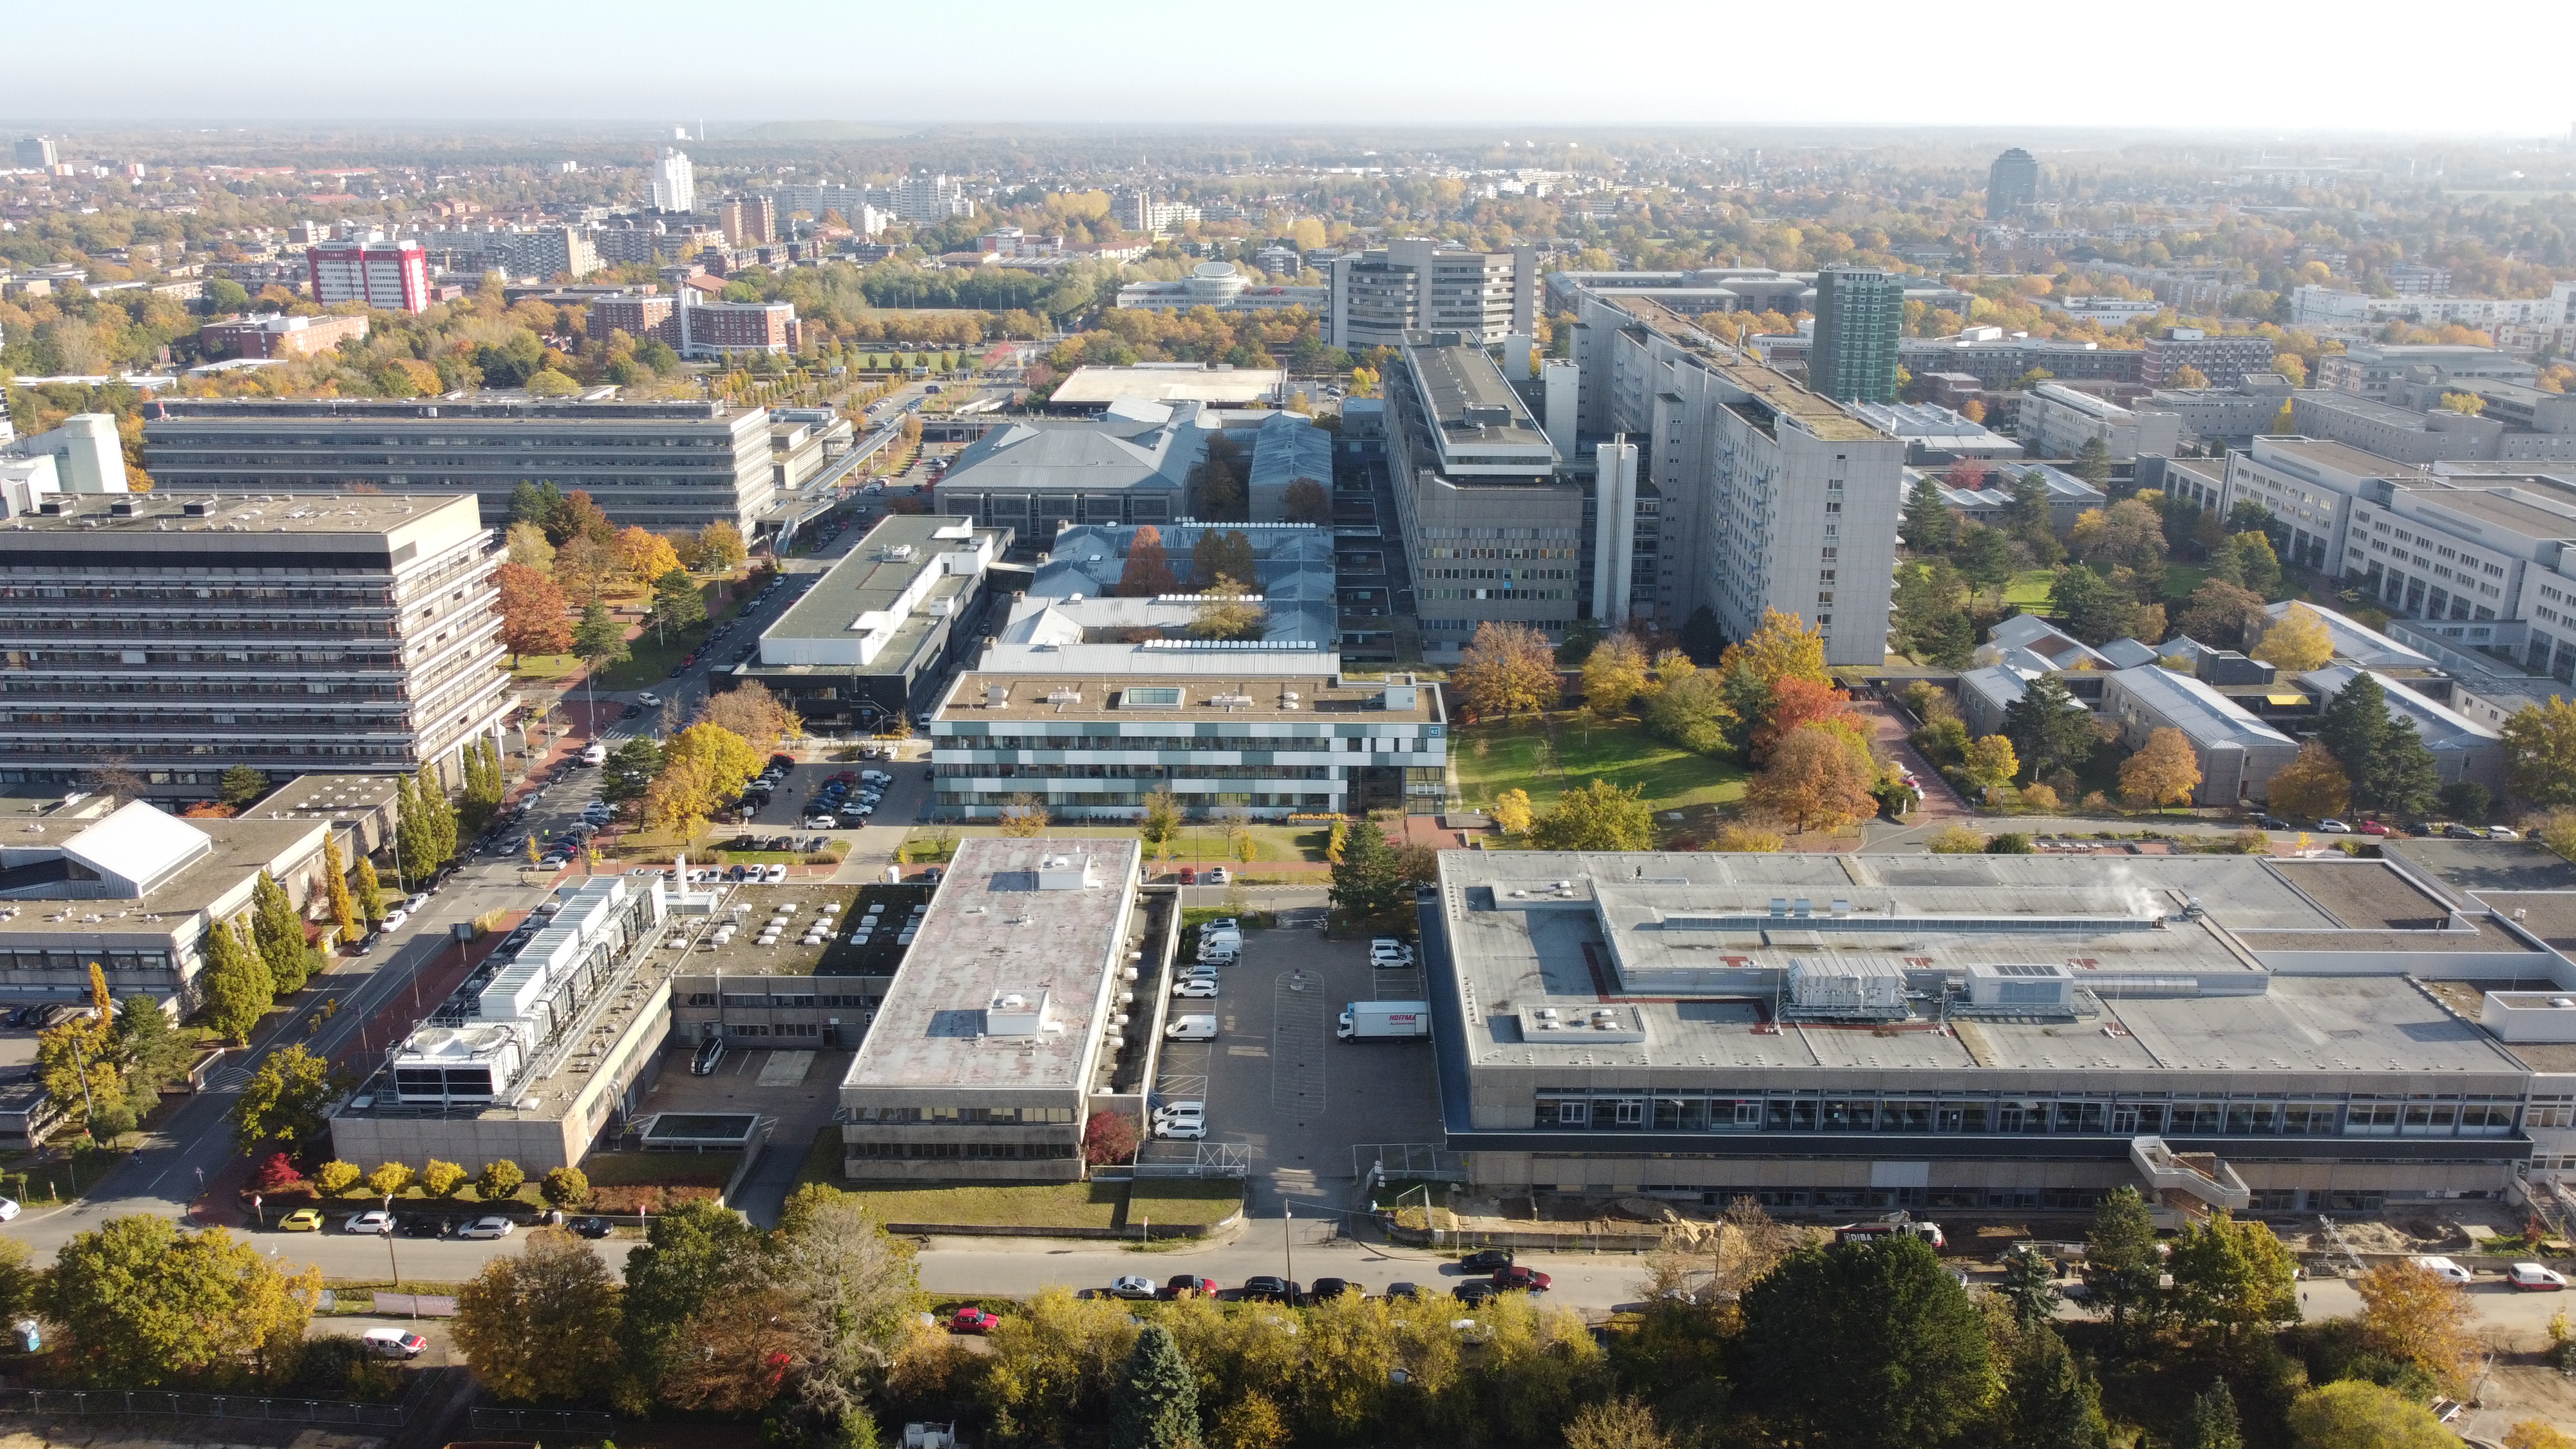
[1271,971,1327,1118]
[1372,967,1424,1000]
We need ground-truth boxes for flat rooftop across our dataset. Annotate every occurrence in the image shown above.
[2256,435,2440,482]
[1050,365,1285,407]
[1404,343,1551,450]
[1433,852,2534,1079]
[669,881,870,978]
[0,813,320,936]
[840,837,1142,1095]
[0,491,480,535]
[938,672,1440,724]
[752,514,1007,677]
[2405,485,2576,542]
[1608,296,1881,442]
[152,397,754,423]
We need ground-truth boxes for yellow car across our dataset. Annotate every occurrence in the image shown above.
[278,1208,325,1231]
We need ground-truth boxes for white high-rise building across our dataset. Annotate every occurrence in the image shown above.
[650,147,696,214]
[892,173,970,224]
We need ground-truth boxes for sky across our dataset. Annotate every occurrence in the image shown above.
[10,0,2575,137]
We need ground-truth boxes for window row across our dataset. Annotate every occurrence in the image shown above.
[1531,1092,2524,1138]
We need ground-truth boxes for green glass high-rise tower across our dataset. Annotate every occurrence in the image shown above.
[1808,265,1902,405]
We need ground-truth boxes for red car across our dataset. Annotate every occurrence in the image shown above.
[1178,867,1197,884]
[1492,1265,1553,1292]
[2357,819,2394,837]
[948,1307,1000,1334]
[1164,1274,1219,1299]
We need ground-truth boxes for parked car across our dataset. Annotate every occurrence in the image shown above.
[1153,1116,1206,1140]
[567,1215,613,1239]
[1240,1276,1296,1303]
[457,1217,516,1240]
[1383,1282,1423,1301]
[2358,819,2394,837]
[1173,979,1219,998]
[1452,1280,1499,1305]
[1166,1275,1219,1299]
[1178,867,1197,884]
[359,1327,428,1359]
[1460,1249,1514,1272]
[0,1198,20,1222]
[2318,819,2353,834]
[1109,1275,1159,1300]
[2492,825,2524,840]
[2253,815,2289,830]
[379,907,410,933]
[345,1209,393,1235]
[1205,866,1232,886]
[1309,1277,1361,1300]
[692,1036,726,1076]
[398,1215,450,1238]
[279,1208,325,1231]
[2444,822,2486,840]
[2407,1255,2474,1285]
[1492,1265,1553,1292]
[2509,1262,2568,1291]
[949,1307,1001,1334]
[638,692,661,708]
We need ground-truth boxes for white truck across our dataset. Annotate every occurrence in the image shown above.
[1338,1000,1430,1041]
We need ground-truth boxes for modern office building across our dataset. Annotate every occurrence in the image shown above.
[1807,266,1903,404]
[649,147,696,214]
[929,672,1446,820]
[1423,849,2563,1213]
[2018,383,2183,460]
[892,173,971,223]
[725,514,1011,734]
[305,236,430,313]
[1043,365,1285,412]
[332,873,673,1173]
[1329,241,1537,350]
[930,399,1215,531]
[1987,147,2040,215]
[1382,336,1583,659]
[2290,280,2576,332]
[672,289,799,359]
[0,492,510,795]
[12,137,57,169]
[144,397,779,533]
[1570,291,1906,666]
[2141,328,2279,388]
[584,294,678,345]
[0,796,341,1015]
[2315,345,2539,401]
[838,837,1144,1182]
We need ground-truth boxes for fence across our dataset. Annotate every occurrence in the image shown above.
[472,1406,616,1437]
[14,1389,404,1428]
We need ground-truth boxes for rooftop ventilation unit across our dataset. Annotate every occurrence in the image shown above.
[984,685,1009,707]
[1045,688,1082,705]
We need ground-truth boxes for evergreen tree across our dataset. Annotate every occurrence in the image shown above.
[1678,605,1725,666]
[1998,1325,2111,1449]
[321,834,358,947]
[2049,564,2130,645]
[1106,1323,1199,1449]
[2074,436,2113,489]
[2376,718,2442,819]
[2083,1185,2163,1343]
[1998,1246,2061,1331]
[1902,474,1957,552]
[218,764,269,809]
[200,920,273,1043]
[2176,1380,2244,1449]
[354,855,383,927]
[1329,815,1408,933]
[1737,1236,1998,1449]
[2316,674,2440,817]
[2007,469,2054,542]
[251,870,308,996]
[2003,674,2098,783]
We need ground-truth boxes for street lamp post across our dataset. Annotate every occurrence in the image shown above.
[1283,1203,1294,1301]
[382,1191,403,1306]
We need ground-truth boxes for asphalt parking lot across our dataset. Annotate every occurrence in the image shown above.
[1149,920,1441,1218]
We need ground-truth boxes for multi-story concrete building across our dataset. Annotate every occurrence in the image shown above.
[1383,337,1583,659]
[12,137,57,169]
[2217,435,2426,576]
[930,671,1446,820]
[838,837,1144,1182]
[2141,375,2294,450]
[2287,391,2516,467]
[0,796,339,1015]
[649,147,696,214]
[2315,344,2539,401]
[2096,665,2300,806]
[584,293,677,346]
[1422,849,2563,1214]
[1572,292,1905,666]
[0,492,509,795]
[725,515,1011,735]
[1113,190,1200,234]
[1987,147,2039,215]
[1328,241,1537,350]
[419,225,598,281]
[1807,266,1902,404]
[306,236,429,313]
[2018,383,2182,460]
[892,173,970,223]
[715,194,776,247]
[2291,280,2576,332]
[2141,328,2279,387]
[144,397,778,533]
[673,289,799,359]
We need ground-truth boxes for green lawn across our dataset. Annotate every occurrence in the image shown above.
[2162,564,2209,605]
[1452,714,1746,812]
[840,1180,1128,1229]
[2003,569,2056,610]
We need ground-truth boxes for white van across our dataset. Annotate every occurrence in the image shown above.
[1164,1014,1219,1041]
[580,742,609,766]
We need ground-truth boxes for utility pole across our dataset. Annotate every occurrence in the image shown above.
[1283,1202,1294,1300]
[383,1191,404,1305]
